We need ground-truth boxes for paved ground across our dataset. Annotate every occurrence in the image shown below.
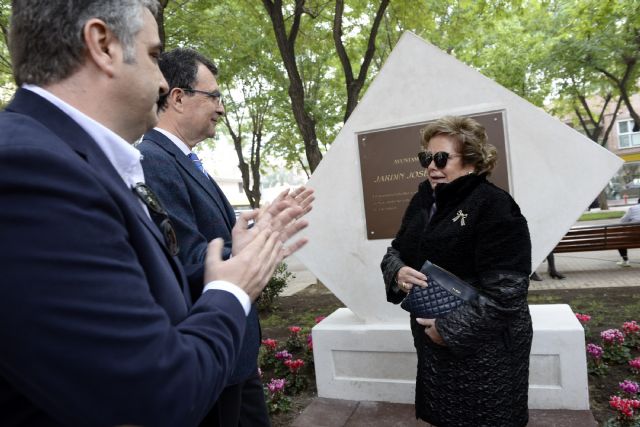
[531,248,639,290]
[292,398,597,427]
[285,206,639,427]
[281,254,318,297]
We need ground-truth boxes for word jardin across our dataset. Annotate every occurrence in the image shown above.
[373,170,427,183]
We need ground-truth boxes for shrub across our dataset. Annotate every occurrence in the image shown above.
[259,338,279,370]
[606,395,640,426]
[602,329,632,365]
[264,378,291,414]
[587,343,609,376]
[258,262,294,311]
[285,326,305,351]
[623,321,640,350]
[283,359,307,395]
[576,312,592,336]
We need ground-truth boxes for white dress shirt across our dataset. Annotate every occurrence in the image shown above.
[621,203,640,223]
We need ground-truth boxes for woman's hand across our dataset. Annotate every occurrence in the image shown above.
[416,318,445,346]
[396,266,428,293]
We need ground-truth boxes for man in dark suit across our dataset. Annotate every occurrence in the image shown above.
[138,48,313,426]
[0,2,307,426]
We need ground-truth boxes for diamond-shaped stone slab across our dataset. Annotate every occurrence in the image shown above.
[295,32,622,322]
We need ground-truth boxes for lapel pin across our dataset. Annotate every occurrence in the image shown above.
[452,210,468,226]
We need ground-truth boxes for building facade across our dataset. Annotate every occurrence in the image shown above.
[602,93,640,201]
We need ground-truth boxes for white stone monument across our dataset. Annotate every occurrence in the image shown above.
[296,32,622,409]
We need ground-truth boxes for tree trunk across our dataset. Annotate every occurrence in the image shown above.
[333,0,389,122]
[223,116,261,209]
[262,0,323,172]
[156,0,169,47]
[597,189,609,211]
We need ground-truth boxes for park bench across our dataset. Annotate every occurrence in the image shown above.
[553,222,640,253]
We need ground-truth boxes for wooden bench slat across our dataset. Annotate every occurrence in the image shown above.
[553,222,640,253]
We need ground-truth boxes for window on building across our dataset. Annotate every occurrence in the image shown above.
[238,182,244,193]
[618,119,640,149]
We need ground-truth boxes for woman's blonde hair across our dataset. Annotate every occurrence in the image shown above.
[421,115,497,175]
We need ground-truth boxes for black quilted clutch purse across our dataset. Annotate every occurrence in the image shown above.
[400,260,478,318]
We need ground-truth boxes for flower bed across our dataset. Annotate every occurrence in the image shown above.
[260,283,640,425]
[579,313,640,426]
[258,316,326,416]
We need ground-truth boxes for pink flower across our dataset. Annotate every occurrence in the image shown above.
[315,316,326,324]
[623,321,640,335]
[284,359,305,373]
[629,357,640,374]
[266,378,286,394]
[610,395,640,419]
[586,343,603,359]
[288,326,302,335]
[275,350,292,360]
[261,338,278,350]
[619,380,640,395]
[601,328,625,345]
[306,333,313,351]
[575,313,591,323]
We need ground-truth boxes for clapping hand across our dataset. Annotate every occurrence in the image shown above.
[231,186,314,259]
[205,231,283,301]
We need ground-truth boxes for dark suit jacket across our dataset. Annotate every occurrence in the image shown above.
[0,89,246,427]
[139,130,260,385]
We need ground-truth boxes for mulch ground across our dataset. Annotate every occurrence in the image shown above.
[261,283,640,426]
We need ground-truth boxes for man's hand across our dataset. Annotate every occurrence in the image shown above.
[278,186,314,217]
[204,232,283,301]
[416,318,445,346]
[231,186,314,258]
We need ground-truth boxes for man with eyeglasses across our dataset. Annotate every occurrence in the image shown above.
[137,48,312,426]
[0,2,309,426]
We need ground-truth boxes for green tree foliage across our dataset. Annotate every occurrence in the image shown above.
[0,1,635,196]
[0,0,14,107]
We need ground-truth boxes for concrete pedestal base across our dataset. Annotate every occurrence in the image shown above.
[312,304,589,410]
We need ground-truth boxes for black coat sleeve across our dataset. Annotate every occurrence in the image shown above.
[380,191,425,304]
[435,196,531,357]
[381,246,405,304]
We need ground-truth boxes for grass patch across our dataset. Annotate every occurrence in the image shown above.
[578,210,624,221]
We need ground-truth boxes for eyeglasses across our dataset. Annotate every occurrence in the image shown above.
[418,151,462,169]
[179,87,223,104]
[133,182,179,256]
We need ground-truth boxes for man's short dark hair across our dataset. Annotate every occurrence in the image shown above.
[9,0,159,86]
[157,48,219,110]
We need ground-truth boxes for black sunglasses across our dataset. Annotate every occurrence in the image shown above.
[179,87,223,104]
[418,151,461,169]
[133,182,179,256]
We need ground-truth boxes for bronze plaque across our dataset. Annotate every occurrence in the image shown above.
[358,111,510,240]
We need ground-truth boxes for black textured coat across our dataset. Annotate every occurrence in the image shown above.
[381,174,532,427]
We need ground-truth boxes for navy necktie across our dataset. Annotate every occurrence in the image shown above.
[188,152,207,176]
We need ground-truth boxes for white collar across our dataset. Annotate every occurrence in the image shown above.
[22,84,145,188]
[154,127,192,156]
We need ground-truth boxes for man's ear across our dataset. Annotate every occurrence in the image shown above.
[167,88,186,113]
[83,18,121,77]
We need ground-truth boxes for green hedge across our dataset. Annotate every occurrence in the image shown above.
[578,211,625,221]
